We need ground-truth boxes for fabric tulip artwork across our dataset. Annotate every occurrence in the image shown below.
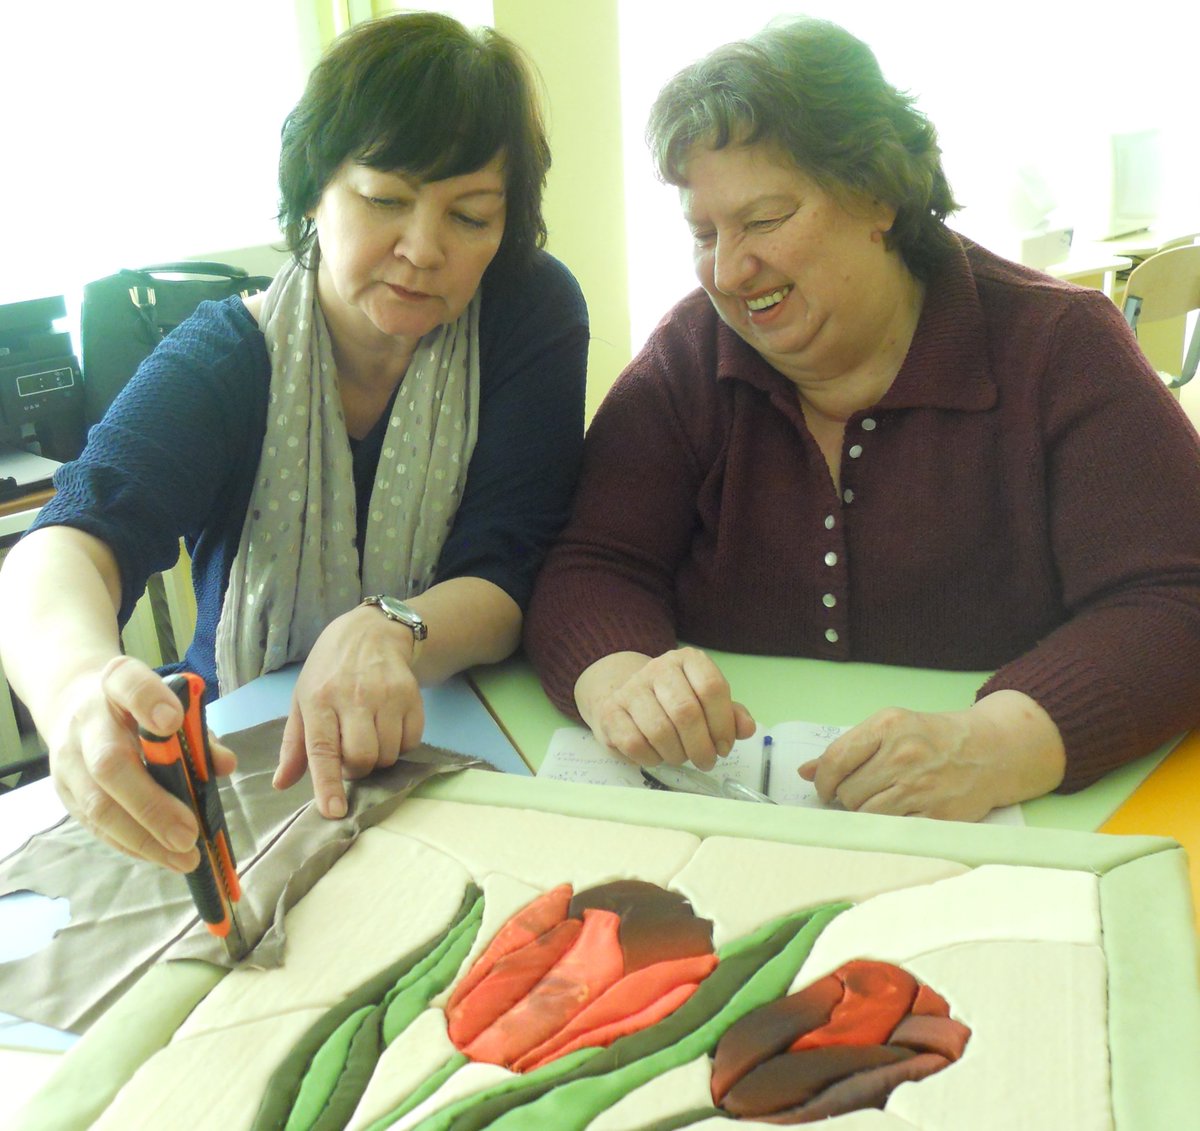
[710,960,971,1122]
[444,881,718,1072]
[248,879,967,1130]
[60,798,1140,1130]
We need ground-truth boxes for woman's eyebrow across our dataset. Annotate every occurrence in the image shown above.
[454,186,506,201]
[684,193,797,226]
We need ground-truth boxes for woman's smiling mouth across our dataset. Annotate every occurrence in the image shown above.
[745,285,792,312]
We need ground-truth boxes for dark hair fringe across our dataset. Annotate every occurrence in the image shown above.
[647,18,960,280]
[278,12,549,279]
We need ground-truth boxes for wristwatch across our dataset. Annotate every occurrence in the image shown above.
[360,594,428,656]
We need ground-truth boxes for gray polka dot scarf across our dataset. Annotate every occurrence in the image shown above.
[214,257,480,692]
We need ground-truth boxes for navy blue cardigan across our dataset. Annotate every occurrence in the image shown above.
[34,251,588,696]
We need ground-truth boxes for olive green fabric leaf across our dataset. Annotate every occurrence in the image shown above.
[250,884,482,1131]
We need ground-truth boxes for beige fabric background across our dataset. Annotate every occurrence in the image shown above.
[0,717,485,1033]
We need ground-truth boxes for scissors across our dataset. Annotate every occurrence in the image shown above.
[138,671,250,961]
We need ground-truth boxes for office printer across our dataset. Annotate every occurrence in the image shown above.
[0,294,86,462]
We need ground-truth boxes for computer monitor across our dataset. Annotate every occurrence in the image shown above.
[1100,128,1162,240]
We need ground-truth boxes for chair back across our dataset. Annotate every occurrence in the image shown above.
[1122,244,1200,389]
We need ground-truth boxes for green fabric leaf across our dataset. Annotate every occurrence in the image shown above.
[360,1052,470,1131]
[382,899,486,1044]
[284,1006,375,1131]
[378,1046,602,1131]
[249,884,482,1131]
[311,1005,386,1131]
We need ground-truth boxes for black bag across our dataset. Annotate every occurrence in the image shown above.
[80,261,273,427]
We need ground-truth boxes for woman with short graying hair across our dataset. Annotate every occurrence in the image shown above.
[647,17,959,280]
[526,17,1200,821]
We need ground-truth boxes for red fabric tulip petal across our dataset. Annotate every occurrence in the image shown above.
[515,980,702,1073]
[710,973,843,1104]
[513,952,719,1071]
[446,883,573,1012]
[463,908,625,1068]
[446,918,583,1048]
[911,983,951,1017]
[888,1014,972,1061]
[791,961,917,1051]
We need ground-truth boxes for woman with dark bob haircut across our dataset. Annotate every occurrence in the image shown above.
[277,11,549,279]
[526,17,1200,821]
[0,12,588,871]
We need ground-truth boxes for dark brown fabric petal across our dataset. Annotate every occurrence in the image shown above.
[888,1013,972,1060]
[789,1051,951,1123]
[569,879,714,971]
[721,1045,914,1118]
[710,973,843,1103]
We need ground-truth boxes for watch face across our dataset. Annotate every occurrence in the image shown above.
[377,596,408,620]
[370,595,428,640]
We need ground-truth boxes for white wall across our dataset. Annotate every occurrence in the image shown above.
[617,0,1200,351]
[4,0,1194,369]
[0,0,307,308]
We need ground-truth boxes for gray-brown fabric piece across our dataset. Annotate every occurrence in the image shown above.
[0,716,487,1033]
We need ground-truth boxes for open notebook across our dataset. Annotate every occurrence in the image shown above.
[538,722,1024,826]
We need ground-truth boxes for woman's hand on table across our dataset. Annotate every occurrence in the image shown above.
[47,655,236,872]
[799,690,1067,820]
[574,647,756,771]
[275,603,425,818]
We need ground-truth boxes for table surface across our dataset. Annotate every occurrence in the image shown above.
[1039,222,1200,297]
[472,652,1175,826]
[1096,224,1200,259]
[4,653,1195,904]
[1101,727,1200,920]
[1044,252,1131,286]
